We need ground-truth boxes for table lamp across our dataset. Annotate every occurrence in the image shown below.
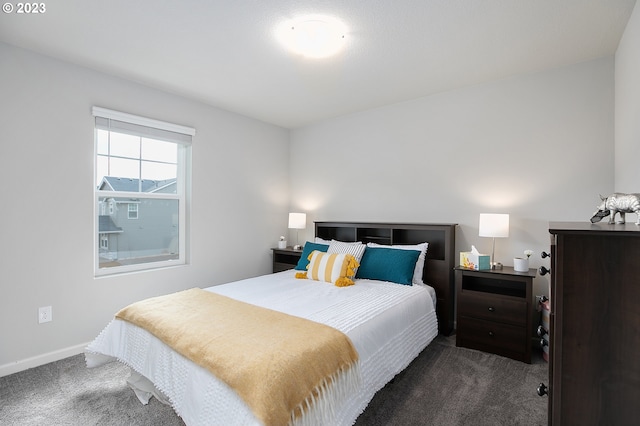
[479,213,509,270]
[288,212,306,250]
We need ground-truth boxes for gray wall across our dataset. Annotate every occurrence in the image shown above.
[615,2,640,191]
[0,42,290,373]
[289,57,616,300]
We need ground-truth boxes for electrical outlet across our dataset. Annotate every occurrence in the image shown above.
[38,306,52,324]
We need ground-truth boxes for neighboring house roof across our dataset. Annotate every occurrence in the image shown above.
[98,215,123,233]
[99,176,176,193]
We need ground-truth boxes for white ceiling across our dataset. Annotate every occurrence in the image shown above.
[0,0,636,128]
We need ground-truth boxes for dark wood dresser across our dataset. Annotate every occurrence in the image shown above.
[542,222,640,425]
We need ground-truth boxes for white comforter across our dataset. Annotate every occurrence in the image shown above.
[86,270,438,425]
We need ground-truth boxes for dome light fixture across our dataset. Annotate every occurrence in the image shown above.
[277,15,347,58]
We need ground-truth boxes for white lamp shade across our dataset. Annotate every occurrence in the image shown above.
[288,212,307,229]
[479,213,509,238]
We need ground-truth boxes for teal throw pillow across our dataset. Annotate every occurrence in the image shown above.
[294,242,329,270]
[356,247,421,285]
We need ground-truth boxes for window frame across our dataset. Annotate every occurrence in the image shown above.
[127,203,139,220]
[93,107,194,276]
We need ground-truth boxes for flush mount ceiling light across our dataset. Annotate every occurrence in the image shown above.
[277,15,347,58]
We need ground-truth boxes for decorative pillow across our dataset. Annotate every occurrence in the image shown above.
[294,242,329,270]
[356,247,421,285]
[316,237,362,245]
[367,242,429,285]
[327,240,366,264]
[295,251,359,287]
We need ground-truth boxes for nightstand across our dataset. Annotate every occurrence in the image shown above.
[271,247,302,272]
[455,266,536,363]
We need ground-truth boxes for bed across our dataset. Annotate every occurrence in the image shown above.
[86,222,456,425]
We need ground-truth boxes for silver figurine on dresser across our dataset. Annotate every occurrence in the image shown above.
[591,193,640,225]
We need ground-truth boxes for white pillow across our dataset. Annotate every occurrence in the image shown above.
[315,237,362,245]
[367,242,429,285]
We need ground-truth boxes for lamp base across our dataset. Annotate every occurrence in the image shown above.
[490,262,503,270]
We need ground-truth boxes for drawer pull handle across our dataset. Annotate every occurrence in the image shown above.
[488,331,494,337]
[488,307,495,312]
[537,383,548,397]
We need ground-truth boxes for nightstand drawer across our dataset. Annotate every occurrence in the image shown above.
[273,262,295,272]
[457,316,527,357]
[458,291,526,326]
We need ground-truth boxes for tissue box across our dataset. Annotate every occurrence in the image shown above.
[460,251,490,270]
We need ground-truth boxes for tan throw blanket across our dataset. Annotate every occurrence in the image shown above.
[115,288,359,426]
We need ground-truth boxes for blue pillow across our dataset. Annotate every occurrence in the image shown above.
[294,242,329,270]
[355,247,421,285]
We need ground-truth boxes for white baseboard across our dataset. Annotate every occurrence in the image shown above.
[0,342,90,377]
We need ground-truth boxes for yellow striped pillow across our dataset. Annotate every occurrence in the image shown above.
[295,251,359,287]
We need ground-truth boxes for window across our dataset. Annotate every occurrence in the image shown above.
[93,107,194,275]
[128,203,139,220]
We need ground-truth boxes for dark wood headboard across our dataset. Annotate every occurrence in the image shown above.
[315,222,457,335]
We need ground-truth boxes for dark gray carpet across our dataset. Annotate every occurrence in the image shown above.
[0,335,547,425]
[354,336,548,425]
[0,353,184,426]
